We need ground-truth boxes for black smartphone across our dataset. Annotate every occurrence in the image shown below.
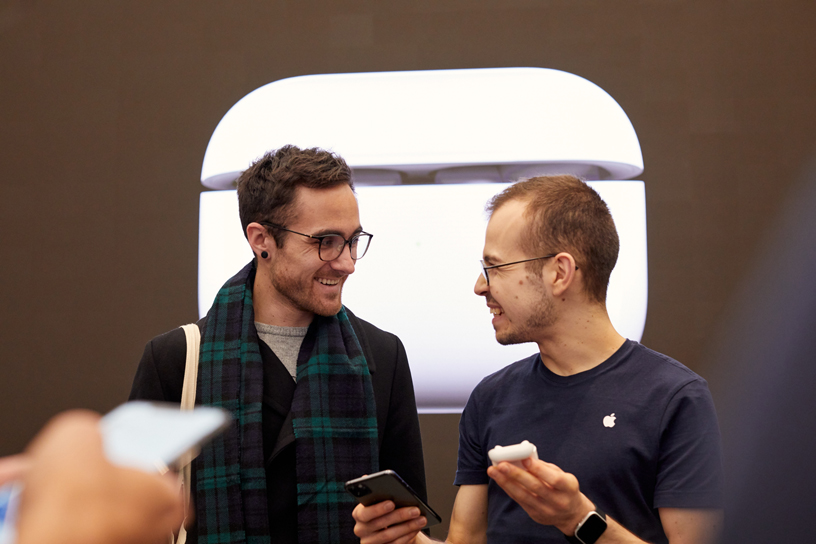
[345,470,442,527]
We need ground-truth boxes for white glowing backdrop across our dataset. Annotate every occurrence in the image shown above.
[197,67,648,412]
[198,182,646,412]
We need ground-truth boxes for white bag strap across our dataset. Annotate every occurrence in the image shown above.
[173,323,201,544]
[180,323,200,412]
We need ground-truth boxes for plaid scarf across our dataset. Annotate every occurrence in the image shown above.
[193,261,378,544]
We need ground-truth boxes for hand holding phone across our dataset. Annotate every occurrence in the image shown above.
[345,470,442,528]
[0,402,231,544]
[5,409,196,544]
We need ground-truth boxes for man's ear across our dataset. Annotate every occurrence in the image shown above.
[551,252,578,297]
[246,222,274,259]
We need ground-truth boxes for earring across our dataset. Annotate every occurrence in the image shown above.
[261,251,269,259]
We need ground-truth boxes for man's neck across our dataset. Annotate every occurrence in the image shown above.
[535,303,626,377]
[252,271,314,328]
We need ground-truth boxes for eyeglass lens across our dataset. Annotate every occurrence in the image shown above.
[319,233,372,261]
[479,261,489,285]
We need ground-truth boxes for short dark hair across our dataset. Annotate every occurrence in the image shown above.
[486,175,619,303]
[236,145,354,247]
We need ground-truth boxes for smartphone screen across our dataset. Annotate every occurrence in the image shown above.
[345,470,442,527]
[0,482,22,544]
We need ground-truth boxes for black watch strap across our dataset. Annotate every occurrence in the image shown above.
[564,507,607,544]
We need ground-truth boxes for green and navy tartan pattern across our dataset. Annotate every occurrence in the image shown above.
[192,261,378,544]
[292,308,379,543]
[194,262,269,544]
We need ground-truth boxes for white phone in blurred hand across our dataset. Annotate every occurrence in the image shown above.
[0,484,21,544]
[0,402,231,544]
[100,401,231,472]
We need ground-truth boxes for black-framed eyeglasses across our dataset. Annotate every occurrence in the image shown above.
[479,254,557,286]
[258,221,373,262]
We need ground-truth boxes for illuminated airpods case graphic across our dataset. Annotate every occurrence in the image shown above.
[199,67,647,413]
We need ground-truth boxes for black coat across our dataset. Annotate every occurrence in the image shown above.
[129,308,427,544]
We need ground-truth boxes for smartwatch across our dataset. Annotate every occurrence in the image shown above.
[565,507,607,544]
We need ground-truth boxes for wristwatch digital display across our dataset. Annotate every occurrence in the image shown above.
[565,507,607,544]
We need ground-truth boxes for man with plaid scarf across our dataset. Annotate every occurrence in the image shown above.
[129,145,426,544]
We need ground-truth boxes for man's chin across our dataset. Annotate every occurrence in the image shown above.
[312,298,344,317]
[495,331,529,346]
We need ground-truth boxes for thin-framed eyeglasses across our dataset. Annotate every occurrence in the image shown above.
[258,221,373,262]
[479,254,558,286]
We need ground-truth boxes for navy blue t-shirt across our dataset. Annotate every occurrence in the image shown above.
[455,340,723,544]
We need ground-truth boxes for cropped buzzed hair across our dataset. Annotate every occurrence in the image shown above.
[487,175,619,303]
[236,145,354,247]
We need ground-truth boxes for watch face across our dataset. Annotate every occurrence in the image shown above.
[576,512,607,544]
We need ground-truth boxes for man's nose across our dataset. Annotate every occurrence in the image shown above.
[331,244,356,275]
[474,272,488,296]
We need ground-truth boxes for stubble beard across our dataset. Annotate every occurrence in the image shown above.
[269,261,345,318]
[495,281,557,346]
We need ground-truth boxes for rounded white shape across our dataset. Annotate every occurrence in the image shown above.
[200,68,643,188]
[488,440,539,466]
[197,182,648,413]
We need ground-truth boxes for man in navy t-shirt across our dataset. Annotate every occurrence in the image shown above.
[353,175,724,544]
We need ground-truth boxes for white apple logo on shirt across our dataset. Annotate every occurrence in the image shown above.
[603,413,616,428]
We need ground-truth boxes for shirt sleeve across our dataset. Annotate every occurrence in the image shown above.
[654,378,724,508]
[454,387,489,486]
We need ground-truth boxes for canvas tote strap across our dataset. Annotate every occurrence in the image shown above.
[174,323,201,544]
[180,323,200,410]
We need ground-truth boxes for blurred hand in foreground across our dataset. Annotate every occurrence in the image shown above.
[13,410,186,544]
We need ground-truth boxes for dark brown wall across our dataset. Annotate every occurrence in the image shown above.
[1,0,815,538]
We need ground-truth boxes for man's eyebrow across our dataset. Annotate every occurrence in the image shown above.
[310,229,340,237]
[482,253,500,265]
[310,226,363,237]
